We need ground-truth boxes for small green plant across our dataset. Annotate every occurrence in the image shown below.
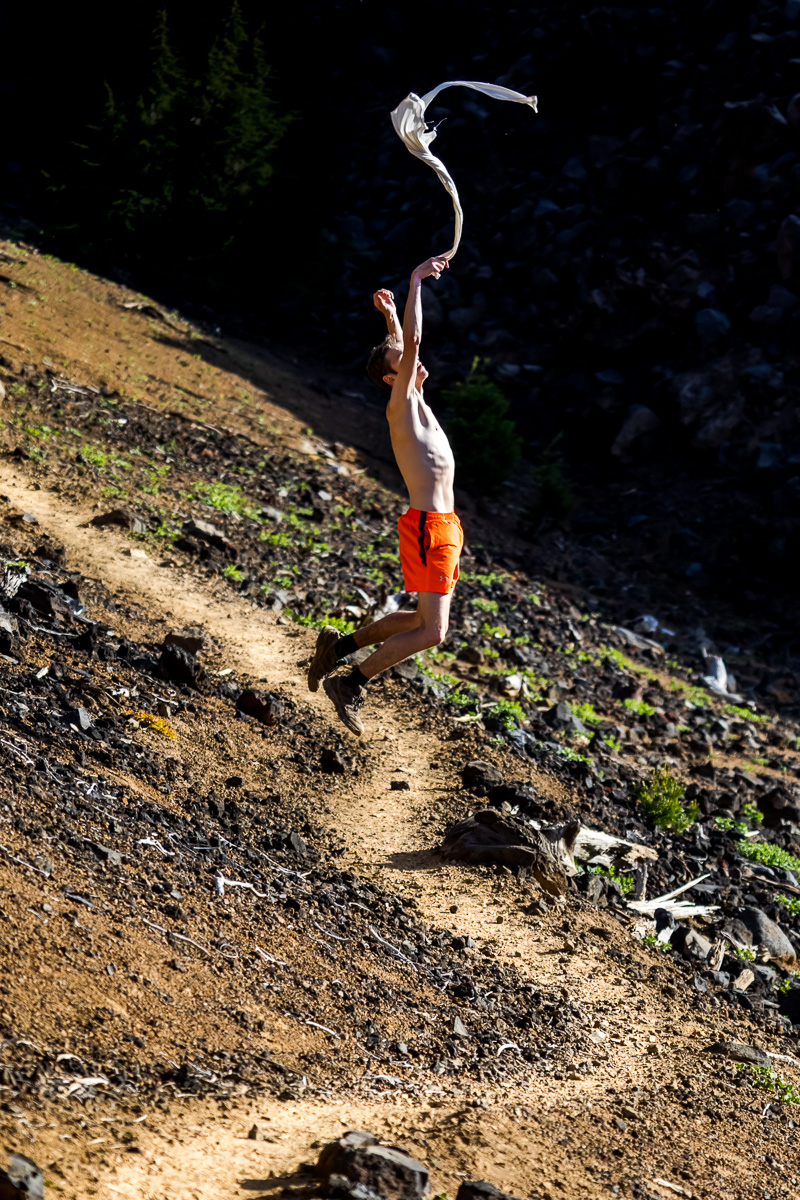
[195,480,260,520]
[442,359,522,497]
[259,529,293,548]
[736,840,800,875]
[487,699,526,732]
[633,765,698,833]
[553,744,592,765]
[737,1063,800,1105]
[600,646,649,675]
[570,702,603,726]
[777,894,800,916]
[603,736,622,753]
[586,864,634,895]
[481,622,507,640]
[734,946,756,962]
[471,596,499,614]
[723,703,767,723]
[641,932,670,953]
[743,802,764,823]
[463,570,504,587]
[223,564,246,582]
[79,444,108,469]
[622,697,655,717]
[446,685,480,714]
[714,816,736,832]
[288,612,355,636]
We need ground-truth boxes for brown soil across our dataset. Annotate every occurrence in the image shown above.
[0,238,798,1200]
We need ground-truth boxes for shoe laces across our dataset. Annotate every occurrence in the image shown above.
[349,686,365,712]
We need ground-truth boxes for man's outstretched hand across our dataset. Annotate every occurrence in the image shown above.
[413,256,449,281]
[373,289,396,316]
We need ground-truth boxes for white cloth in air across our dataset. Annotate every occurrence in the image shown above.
[390,80,538,260]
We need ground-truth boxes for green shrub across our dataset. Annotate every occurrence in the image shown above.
[524,435,577,523]
[736,839,800,875]
[633,765,698,833]
[442,360,522,497]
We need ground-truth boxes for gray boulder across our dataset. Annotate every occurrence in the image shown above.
[736,907,796,964]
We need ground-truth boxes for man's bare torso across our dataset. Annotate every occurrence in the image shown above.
[387,388,455,513]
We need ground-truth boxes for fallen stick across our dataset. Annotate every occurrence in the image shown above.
[627,873,718,917]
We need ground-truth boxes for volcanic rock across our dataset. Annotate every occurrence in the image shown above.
[321,747,347,774]
[316,1130,428,1200]
[236,689,282,725]
[62,706,92,732]
[706,1040,771,1069]
[164,629,205,656]
[461,760,503,794]
[543,702,586,734]
[611,405,661,462]
[160,643,206,688]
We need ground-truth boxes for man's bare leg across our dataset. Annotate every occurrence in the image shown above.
[351,609,420,648]
[323,592,451,734]
[358,591,451,678]
[308,609,418,692]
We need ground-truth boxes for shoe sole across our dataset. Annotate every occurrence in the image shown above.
[307,627,339,693]
[323,677,364,736]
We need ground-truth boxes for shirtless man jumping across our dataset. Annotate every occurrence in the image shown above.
[307,255,463,736]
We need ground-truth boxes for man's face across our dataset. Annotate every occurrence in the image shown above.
[383,349,428,388]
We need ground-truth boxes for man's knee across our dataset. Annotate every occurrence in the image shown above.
[421,618,448,649]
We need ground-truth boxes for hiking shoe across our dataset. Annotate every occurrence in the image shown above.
[307,625,341,692]
[323,675,366,736]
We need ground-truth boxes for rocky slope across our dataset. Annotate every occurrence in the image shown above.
[1,238,800,1198]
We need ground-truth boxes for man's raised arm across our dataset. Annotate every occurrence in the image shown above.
[391,256,448,400]
[373,289,403,344]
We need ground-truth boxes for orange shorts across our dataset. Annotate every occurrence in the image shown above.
[398,509,464,595]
